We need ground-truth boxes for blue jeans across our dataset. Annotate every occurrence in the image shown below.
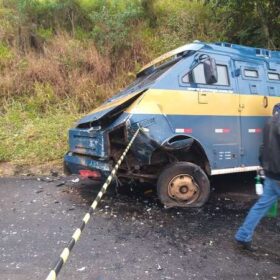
[235,177,280,243]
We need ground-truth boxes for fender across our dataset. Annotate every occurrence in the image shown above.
[161,134,211,175]
[161,135,194,151]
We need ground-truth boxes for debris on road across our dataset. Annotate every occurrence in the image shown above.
[35,189,44,194]
[50,170,59,177]
[77,266,86,272]
[71,178,80,183]
[41,177,54,183]
[157,264,163,270]
[56,181,66,187]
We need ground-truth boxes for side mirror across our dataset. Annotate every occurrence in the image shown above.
[203,57,217,84]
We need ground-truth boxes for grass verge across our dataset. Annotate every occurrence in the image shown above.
[0,101,81,172]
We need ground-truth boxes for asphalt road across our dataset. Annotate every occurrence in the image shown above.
[0,174,279,280]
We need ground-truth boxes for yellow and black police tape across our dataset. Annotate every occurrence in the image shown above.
[45,128,140,280]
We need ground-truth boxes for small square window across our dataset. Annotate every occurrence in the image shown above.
[268,72,280,81]
[244,69,258,78]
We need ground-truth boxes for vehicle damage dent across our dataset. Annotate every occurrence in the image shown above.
[64,152,111,176]
[77,90,146,128]
[68,128,108,158]
[162,135,195,150]
[129,129,160,164]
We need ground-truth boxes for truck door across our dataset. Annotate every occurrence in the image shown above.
[179,54,241,170]
[234,60,269,167]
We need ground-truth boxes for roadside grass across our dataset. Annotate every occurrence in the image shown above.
[0,100,81,168]
[0,36,135,173]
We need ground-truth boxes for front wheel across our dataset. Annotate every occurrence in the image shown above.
[157,162,210,208]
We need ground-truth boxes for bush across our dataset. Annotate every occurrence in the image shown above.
[153,1,226,53]
[89,0,144,55]
[0,43,13,69]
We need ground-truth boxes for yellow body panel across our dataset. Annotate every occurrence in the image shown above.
[126,89,280,117]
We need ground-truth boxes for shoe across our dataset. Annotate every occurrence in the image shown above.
[235,240,258,252]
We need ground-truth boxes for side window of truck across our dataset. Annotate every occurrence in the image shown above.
[268,72,280,81]
[244,69,258,78]
[267,71,280,96]
[234,61,266,95]
[182,63,230,86]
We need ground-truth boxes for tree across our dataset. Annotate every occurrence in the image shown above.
[207,0,280,49]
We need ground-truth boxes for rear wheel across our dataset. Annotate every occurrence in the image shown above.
[157,162,210,208]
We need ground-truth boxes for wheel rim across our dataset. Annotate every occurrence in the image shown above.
[167,174,200,203]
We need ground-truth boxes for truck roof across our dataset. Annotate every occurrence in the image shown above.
[139,41,280,76]
[210,42,280,61]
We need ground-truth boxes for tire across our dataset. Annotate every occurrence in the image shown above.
[157,162,210,208]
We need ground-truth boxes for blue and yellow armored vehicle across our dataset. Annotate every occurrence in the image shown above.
[64,41,280,208]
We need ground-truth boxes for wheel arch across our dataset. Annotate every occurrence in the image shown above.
[151,134,211,175]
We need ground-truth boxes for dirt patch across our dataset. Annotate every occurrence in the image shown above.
[0,160,63,177]
[0,162,18,176]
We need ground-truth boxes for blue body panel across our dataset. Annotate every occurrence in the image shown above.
[65,112,270,175]
[128,114,269,169]
[68,128,108,158]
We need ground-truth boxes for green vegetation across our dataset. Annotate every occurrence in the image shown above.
[0,0,279,172]
[0,102,80,164]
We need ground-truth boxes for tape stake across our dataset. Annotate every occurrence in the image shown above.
[45,128,140,280]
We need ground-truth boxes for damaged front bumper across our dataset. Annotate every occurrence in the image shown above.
[64,152,111,179]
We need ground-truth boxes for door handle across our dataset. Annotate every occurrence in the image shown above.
[238,104,245,112]
[198,92,208,104]
[263,96,268,108]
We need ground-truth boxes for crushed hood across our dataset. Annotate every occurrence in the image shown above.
[76,90,145,127]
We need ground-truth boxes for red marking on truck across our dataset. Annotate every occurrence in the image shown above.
[175,128,193,133]
[248,128,262,133]
[215,128,230,133]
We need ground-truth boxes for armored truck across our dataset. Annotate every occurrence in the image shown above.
[64,41,280,208]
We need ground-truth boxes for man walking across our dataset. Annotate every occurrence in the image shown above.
[235,104,280,251]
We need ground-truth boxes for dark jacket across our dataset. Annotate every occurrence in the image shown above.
[259,113,280,180]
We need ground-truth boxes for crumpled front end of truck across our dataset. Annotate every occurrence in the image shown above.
[64,127,112,179]
[64,90,152,180]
